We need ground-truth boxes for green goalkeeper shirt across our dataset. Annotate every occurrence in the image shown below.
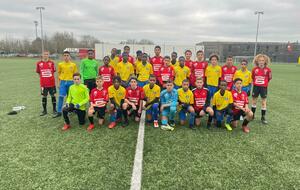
[80,58,99,80]
[66,84,89,110]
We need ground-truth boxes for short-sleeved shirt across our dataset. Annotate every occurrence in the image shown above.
[108,85,126,107]
[58,61,78,81]
[174,66,191,86]
[117,61,134,81]
[233,69,252,87]
[193,87,210,111]
[136,62,153,82]
[143,84,161,103]
[109,56,120,71]
[177,88,194,105]
[125,86,145,105]
[98,66,115,89]
[212,90,233,111]
[205,65,222,87]
[231,90,249,114]
[252,66,272,87]
[36,60,56,87]
[90,88,109,108]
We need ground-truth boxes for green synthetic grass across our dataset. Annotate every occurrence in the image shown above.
[0,58,299,189]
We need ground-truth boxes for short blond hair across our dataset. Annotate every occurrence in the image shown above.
[96,75,103,81]
[253,54,271,66]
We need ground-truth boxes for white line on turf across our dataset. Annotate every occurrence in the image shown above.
[130,110,146,190]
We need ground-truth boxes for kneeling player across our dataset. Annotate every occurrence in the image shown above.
[212,80,233,131]
[231,78,253,133]
[160,80,178,131]
[87,76,109,131]
[178,79,196,129]
[62,73,89,131]
[143,75,161,128]
[193,77,214,129]
[122,77,145,127]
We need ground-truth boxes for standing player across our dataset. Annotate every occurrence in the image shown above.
[136,53,153,87]
[117,52,134,87]
[251,54,272,124]
[193,77,214,129]
[160,80,178,131]
[212,80,233,131]
[109,48,120,71]
[87,76,109,131]
[221,55,237,90]
[122,77,145,127]
[231,78,253,133]
[143,75,161,128]
[205,54,222,99]
[108,76,126,129]
[170,52,179,69]
[233,59,252,96]
[184,50,194,70]
[134,50,143,72]
[119,45,135,64]
[62,73,89,131]
[80,49,98,93]
[150,45,164,79]
[177,79,196,129]
[98,56,115,90]
[191,50,208,87]
[174,56,191,89]
[36,51,57,116]
[53,51,78,118]
[158,56,174,88]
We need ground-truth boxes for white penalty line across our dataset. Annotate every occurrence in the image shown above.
[130,110,146,190]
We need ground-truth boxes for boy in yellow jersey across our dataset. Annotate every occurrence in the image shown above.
[62,73,89,131]
[108,76,126,129]
[143,75,161,128]
[174,56,190,89]
[117,52,134,88]
[136,53,153,87]
[109,48,120,71]
[205,54,222,99]
[134,50,143,73]
[170,52,179,69]
[54,51,78,118]
[212,80,233,131]
[177,79,196,129]
[233,59,252,96]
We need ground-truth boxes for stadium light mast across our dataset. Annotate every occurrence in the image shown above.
[254,11,264,56]
[34,21,38,39]
[36,6,45,54]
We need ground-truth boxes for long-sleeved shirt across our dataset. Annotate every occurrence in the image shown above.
[80,58,98,80]
[66,84,89,110]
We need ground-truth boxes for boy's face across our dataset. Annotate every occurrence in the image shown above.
[164,58,170,66]
[130,79,137,89]
[88,51,94,59]
[43,51,49,61]
[96,79,103,88]
[124,47,130,54]
[241,61,248,69]
[141,55,147,63]
[185,51,192,60]
[137,53,142,61]
[219,82,227,91]
[235,80,242,90]
[226,58,233,67]
[210,57,218,66]
[103,57,110,65]
[149,77,156,85]
[179,58,185,67]
[111,48,117,55]
[171,53,177,60]
[258,57,265,68]
[73,76,81,85]
[154,48,161,56]
[63,53,70,62]
[166,82,174,92]
[195,79,204,88]
[113,80,120,88]
[197,52,204,61]
[182,82,189,91]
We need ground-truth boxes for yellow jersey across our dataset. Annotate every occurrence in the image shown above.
[177,88,194,105]
[108,85,126,107]
[233,69,252,86]
[109,56,120,71]
[58,61,78,81]
[212,90,233,110]
[170,60,179,69]
[205,65,222,87]
[136,62,153,82]
[174,66,191,86]
[143,84,160,103]
[117,61,134,81]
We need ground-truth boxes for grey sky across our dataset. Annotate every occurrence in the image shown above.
[0,0,299,44]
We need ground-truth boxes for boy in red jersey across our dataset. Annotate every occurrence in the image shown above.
[122,77,145,126]
[193,77,214,129]
[231,78,253,133]
[221,55,237,90]
[36,51,57,116]
[150,45,164,79]
[158,56,174,88]
[251,54,272,124]
[184,50,194,69]
[87,76,109,131]
[98,56,115,90]
[191,50,208,87]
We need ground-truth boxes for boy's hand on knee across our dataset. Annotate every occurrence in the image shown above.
[75,104,80,109]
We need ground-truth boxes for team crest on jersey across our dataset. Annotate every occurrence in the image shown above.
[101,67,104,72]
[233,93,238,98]
[94,91,98,96]
[255,69,259,74]
[264,69,268,75]
[224,67,227,71]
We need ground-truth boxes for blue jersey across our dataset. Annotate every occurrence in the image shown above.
[160,89,178,107]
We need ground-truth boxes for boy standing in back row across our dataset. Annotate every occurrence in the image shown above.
[205,54,222,99]
[80,49,98,93]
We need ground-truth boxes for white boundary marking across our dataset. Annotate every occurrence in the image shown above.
[130,110,146,190]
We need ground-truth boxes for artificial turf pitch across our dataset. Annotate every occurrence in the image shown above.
[0,58,299,189]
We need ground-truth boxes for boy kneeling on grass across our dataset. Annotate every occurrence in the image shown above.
[87,76,109,131]
[62,73,89,131]
[212,80,233,131]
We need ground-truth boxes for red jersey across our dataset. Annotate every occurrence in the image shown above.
[119,55,135,64]
[221,65,237,90]
[125,86,145,105]
[36,60,56,87]
[232,90,249,114]
[150,56,163,77]
[192,87,210,111]
[252,66,272,87]
[158,66,174,85]
[185,59,194,70]
[191,61,208,86]
[90,88,109,108]
[98,66,115,89]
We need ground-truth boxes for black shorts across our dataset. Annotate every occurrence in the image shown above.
[63,104,86,125]
[195,108,208,118]
[93,107,106,119]
[127,104,141,118]
[41,87,56,96]
[84,79,96,93]
[252,86,268,98]
[233,110,246,121]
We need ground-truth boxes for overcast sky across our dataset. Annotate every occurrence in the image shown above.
[0,0,299,44]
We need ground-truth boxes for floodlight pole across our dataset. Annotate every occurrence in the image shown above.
[34,21,38,39]
[36,6,45,54]
[254,11,264,56]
